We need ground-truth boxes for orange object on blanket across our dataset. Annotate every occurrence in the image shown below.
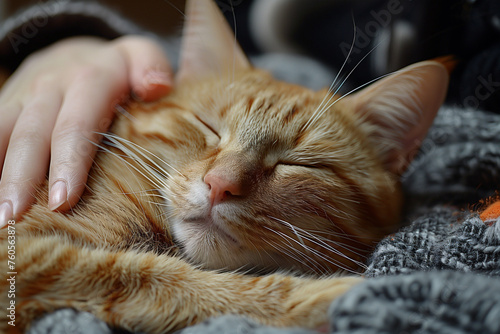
[480,200,500,222]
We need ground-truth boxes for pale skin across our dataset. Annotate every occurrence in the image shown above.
[0,35,173,227]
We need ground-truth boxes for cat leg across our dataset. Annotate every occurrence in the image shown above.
[0,236,362,333]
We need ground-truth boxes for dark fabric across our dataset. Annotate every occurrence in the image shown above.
[455,43,500,112]
[366,207,500,277]
[329,271,500,334]
[246,0,500,112]
[0,1,142,72]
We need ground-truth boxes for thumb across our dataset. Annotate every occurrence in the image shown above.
[114,35,173,102]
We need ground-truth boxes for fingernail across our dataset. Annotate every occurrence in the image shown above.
[145,70,172,87]
[49,180,68,211]
[0,202,13,228]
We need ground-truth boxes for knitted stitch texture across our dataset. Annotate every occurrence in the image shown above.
[365,207,500,277]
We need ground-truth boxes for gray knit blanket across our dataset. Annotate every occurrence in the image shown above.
[27,61,500,333]
[3,0,497,331]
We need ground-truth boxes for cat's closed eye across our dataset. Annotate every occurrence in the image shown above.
[194,114,220,139]
[277,161,328,169]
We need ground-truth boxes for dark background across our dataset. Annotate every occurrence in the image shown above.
[4,0,187,36]
[3,0,500,110]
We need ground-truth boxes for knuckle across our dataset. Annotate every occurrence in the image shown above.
[51,125,96,168]
[113,35,147,48]
[52,142,93,172]
[11,127,48,150]
[113,35,165,61]
[74,62,121,83]
[0,170,35,192]
[21,51,47,70]
[30,73,58,94]
[0,179,21,191]
[51,157,80,174]
[74,64,102,81]
[10,111,50,147]
[53,118,87,140]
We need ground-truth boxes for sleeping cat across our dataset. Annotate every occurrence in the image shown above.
[0,0,449,332]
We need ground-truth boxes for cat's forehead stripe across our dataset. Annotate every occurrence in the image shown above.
[283,106,300,125]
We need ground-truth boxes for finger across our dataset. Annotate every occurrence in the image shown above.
[0,103,22,228]
[0,87,62,227]
[48,65,127,212]
[114,36,173,102]
[0,103,22,175]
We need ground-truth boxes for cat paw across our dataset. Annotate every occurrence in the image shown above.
[281,276,363,329]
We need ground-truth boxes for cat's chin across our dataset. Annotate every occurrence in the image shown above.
[171,216,249,270]
[171,216,332,274]
[185,216,240,246]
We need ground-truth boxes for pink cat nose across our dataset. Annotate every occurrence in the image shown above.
[204,172,242,207]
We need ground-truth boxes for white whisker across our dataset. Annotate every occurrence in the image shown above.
[268,217,367,272]
[305,14,357,130]
[100,136,175,193]
[100,132,184,177]
[263,237,324,274]
[91,141,168,194]
[264,225,360,275]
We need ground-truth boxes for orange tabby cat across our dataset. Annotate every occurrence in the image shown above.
[0,0,449,332]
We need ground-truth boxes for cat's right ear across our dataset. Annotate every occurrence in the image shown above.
[176,0,251,84]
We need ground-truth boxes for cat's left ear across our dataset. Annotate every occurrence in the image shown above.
[176,0,251,84]
[345,60,449,175]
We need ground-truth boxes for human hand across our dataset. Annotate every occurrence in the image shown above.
[0,35,173,227]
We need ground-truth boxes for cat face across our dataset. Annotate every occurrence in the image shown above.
[162,72,402,273]
[122,0,449,274]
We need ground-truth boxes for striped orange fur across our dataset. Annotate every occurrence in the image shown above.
[0,0,450,332]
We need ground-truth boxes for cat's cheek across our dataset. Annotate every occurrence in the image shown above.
[170,218,187,245]
[170,221,232,269]
[170,220,210,264]
[168,176,211,219]
[185,179,211,209]
[172,223,198,261]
